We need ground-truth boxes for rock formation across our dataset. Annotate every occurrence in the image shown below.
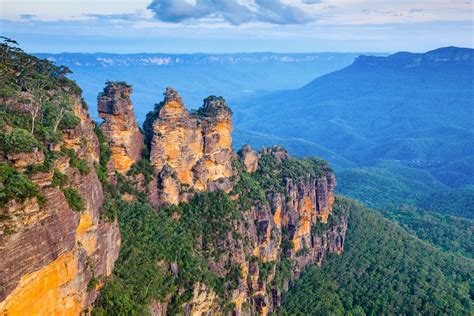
[146,146,344,315]
[98,81,143,174]
[0,93,120,314]
[238,144,259,173]
[225,147,344,314]
[1,47,348,316]
[146,87,233,205]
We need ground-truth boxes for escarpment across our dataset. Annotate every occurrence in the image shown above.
[1,45,348,316]
[215,147,345,315]
[98,81,144,174]
[0,44,123,314]
[90,85,346,315]
[0,92,120,314]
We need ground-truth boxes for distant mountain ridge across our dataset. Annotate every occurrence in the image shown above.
[352,46,473,68]
[232,46,474,216]
[35,52,381,68]
[33,52,374,121]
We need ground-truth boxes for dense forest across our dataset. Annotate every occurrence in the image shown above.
[282,198,474,315]
[337,161,474,219]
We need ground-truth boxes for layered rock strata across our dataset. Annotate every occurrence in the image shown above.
[147,146,346,315]
[98,82,144,174]
[146,87,233,205]
[230,147,344,314]
[0,94,120,314]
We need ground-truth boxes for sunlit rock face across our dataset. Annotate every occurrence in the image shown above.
[98,82,144,174]
[147,146,343,316]
[0,95,120,315]
[146,87,233,205]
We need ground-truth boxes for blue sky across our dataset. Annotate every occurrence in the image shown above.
[0,0,472,53]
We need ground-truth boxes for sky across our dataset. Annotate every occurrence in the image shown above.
[0,0,473,53]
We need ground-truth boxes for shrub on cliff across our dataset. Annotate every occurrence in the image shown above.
[63,148,90,175]
[0,163,39,205]
[2,128,40,154]
[61,187,85,212]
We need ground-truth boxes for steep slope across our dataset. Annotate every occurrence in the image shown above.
[282,197,474,315]
[94,83,346,314]
[378,206,473,259]
[0,42,120,313]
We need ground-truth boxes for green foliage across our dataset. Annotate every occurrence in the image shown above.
[127,159,154,185]
[51,169,68,188]
[419,185,474,219]
[93,124,111,185]
[88,277,99,292]
[142,102,163,150]
[42,101,80,132]
[282,196,474,315]
[61,187,85,212]
[337,161,474,219]
[282,273,345,315]
[0,163,39,205]
[231,159,268,211]
[105,80,132,88]
[379,206,474,259]
[59,108,80,130]
[2,128,40,154]
[0,39,82,162]
[63,148,90,175]
[99,197,118,222]
[258,262,275,281]
[0,37,80,97]
[273,258,292,289]
[255,148,332,193]
[95,191,242,314]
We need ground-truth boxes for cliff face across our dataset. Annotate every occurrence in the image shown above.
[146,88,233,205]
[137,145,345,316]
[0,93,120,313]
[1,47,347,316]
[92,86,346,315]
[98,82,144,174]
[206,147,345,315]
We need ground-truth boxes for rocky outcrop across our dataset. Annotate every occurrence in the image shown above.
[238,144,259,173]
[1,47,347,316]
[146,88,233,205]
[232,147,344,314]
[149,146,345,316]
[0,94,120,314]
[98,81,143,174]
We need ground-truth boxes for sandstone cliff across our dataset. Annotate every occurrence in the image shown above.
[145,87,233,205]
[98,81,143,174]
[0,51,120,314]
[1,45,347,316]
[192,146,345,315]
[92,86,347,315]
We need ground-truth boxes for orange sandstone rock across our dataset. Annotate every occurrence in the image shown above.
[98,82,144,174]
[147,88,233,205]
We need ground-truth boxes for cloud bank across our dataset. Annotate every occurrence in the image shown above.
[147,0,315,25]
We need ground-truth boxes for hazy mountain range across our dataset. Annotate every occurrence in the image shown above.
[37,47,474,217]
[34,52,378,121]
[231,47,474,217]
